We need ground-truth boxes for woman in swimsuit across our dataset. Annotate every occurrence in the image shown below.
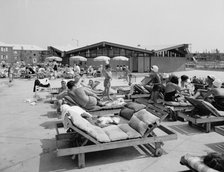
[102,64,112,100]
[164,75,189,101]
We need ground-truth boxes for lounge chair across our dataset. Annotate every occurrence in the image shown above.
[136,98,193,121]
[33,78,51,96]
[177,97,224,133]
[215,125,224,136]
[63,95,125,116]
[55,105,177,168]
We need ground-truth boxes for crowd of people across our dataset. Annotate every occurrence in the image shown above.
[127,65,224,111]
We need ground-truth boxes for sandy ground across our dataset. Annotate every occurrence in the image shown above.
[0,70,224,172]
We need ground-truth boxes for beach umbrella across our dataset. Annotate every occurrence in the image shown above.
[46,56,62,62]
[113,56,129,61]
[94,56,110,62]
[70,55,87,61]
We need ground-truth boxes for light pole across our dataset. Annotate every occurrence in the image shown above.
[72,39,79,47]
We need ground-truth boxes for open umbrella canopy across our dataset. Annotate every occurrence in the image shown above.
[70,55,87,61]
[46,56,62,62]
[94,56,110,62]
[113,56,129,61]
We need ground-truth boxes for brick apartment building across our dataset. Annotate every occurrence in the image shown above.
[0,41,48,64]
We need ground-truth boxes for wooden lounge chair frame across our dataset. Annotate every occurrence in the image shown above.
[136,98,193,121]
[63,96,123,116]
[177,97,224,133]
[55,113,177,168]
[215,125,224,136]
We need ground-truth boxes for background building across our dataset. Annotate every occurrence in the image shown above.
[12,44,48,64]
[0,42,14,63]
[0,41,48,64]
[50,41,190,73]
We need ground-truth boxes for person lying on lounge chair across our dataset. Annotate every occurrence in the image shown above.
[193,75,215,99]
[164,75,189,102]
[180,75,195,96]
[66,78,103,110]
[127,66,161,97]
[202,79,224,111]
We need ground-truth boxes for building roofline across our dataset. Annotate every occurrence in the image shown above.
[66,41,154,54]
[155,44,189,52]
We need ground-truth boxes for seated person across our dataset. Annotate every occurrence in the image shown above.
[80,80,103,95]
[203,79,224,111]
[87,65,94,76]
[164,75,188,102]
[56,80,68,113]
[127,66,162,96]
[180,75,194,96]
[88,79,101,90]
[193,75,215,99]
[66,77,102,110]
[58,80,67,93]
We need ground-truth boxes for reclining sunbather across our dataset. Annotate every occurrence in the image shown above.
[200,79,224,111]
[164,75,189,102]
[127,70,159,96]
[193,75,216,99]
[80,79,103,95]
[66,78,103,110]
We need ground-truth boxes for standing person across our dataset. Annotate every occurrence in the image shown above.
[123,66,131,85]
[149,65,161,103]
[102,64,112,100]
[53,60,58,79]
[73,63,80,76]
[8,64,13,84]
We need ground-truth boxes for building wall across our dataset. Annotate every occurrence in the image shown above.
[151,56,187,73]
[69,57,129,70]
[0,46,14,63]
[14,50,46,64]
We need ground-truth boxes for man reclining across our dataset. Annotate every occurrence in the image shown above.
[66,77,103,110]
[202,79,224,111]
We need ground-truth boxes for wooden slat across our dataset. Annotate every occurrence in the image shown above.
[90,109,121,116]
[215,125,224,136]
[178,112,224,124]
[57,133,177,157]
[56,132,77,141]
[68,120,99,144]
[130,94,150,99]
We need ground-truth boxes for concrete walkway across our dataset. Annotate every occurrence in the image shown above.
[0,74,223,172]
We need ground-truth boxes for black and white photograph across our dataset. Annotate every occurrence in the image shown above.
[0,0,224,171]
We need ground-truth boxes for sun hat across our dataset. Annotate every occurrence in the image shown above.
[151,65,159,72]
[213,79,222,88]
[207,75,215,82]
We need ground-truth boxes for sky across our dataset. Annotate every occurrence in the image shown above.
[0,0,224,52]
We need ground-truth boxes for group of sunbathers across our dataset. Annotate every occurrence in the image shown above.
[54,64,117,111]
[127,65,224,111]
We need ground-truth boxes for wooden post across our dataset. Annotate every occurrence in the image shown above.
[206,123,211,133]
[78,153,85,168]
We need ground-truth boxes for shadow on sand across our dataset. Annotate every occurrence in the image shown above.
[39,138,150,172]
[41,111,58,119]
[205,142,224,154]
[168,124,204,135]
